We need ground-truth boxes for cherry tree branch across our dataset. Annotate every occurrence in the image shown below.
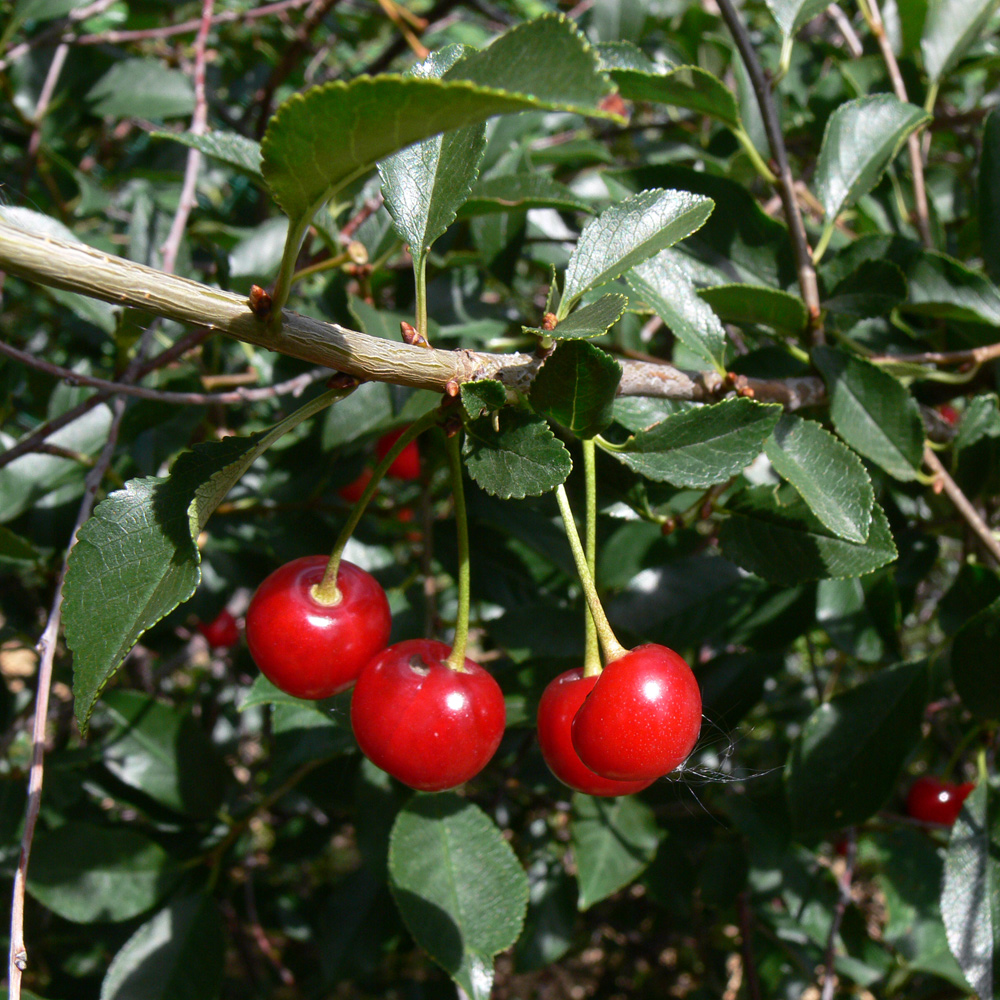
[924,447,1000,565]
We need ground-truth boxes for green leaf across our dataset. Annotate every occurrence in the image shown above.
[460,173,592,217]
[389,794,529,1000]
[462,409,572,499]
[560,188,714,315]
[765,0,829,35]
[941,781,998,998]
[16,0,84,23]
[816,578,886,663]
[698,283,808,336]
[605,64,740,130]
[718,487,898,584]
[0,524,39,565]
[526,293,628,340]
[815,95,931,221]
[238,673,315,711]
[529,341,622,438]
[922,0,1000,82]
[764,414,875,543]
[950,597,1000,719]
[608,398,782,488]
[100,892,225,1000]
[812,346,925,482]
[87,59,195,120]
[571,793,660,910]
[262,14,617,221]
[460,380,507,420]
[785,661,928,832]
[980,111,1000,283]
[151,129,262,176]
[64,388,347,733]
[627,251,726,371]
[824,258,908,318]
[96,690,228,818]
[28,822,182,923]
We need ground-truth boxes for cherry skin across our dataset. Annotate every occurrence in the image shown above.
[571,644,702,782]
[245,556,391,700]
[350,639,505,792]
[338,467,373,504]
[376,429,421,480]
[537,669,655,796]
[905,775,975,826]
[198,608,239,649]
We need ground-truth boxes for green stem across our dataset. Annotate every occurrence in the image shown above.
[554,484,627,664]
[415,252,429,342]
[270,213,312,313]
[733,127,778,184]
[444,431,472,671]
[582,439,601,677]
[811,219,836,264]
[313,408,440,603]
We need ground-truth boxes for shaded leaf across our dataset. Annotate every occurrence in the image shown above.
[698,283,808,336]
[765,0,829,35]
[526,293,627,340]
[87,59,194,120]
[922,0,1000,82]
[950,597,1000,719]
[150,130,262,176]
[606,63,740,130]
[981,110,1000,283]
[460,173,592,216]
[824,258,908,318]
[530,340,622,437]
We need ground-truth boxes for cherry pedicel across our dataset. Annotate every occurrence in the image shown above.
[571,644,702,782]
[537,669,654,796]
[376,428,421,481]
[245,555,391,700]
[905,775,975,826]
[350,638,505,792]
[198,608,240,649]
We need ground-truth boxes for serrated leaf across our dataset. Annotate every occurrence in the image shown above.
[460,380,506,419]
[698,283,808,336]
[950,597,1000,720]
[627,251,726,372]
[460,173,592,217]
[571,793,660,910]
[526,293,628,340]
[824,258,908,317]
[981,111,1000,283]
[608,398,781,488]
[389,794,529,1000]
[605,64,740,130]
[765,0,829,35]
[28,822,182,923]
[64,388,348,733]
[785,661,928,832]
[529,341,621,438]
[718,487,897,584]
[765,414,875,543]
[922,0,1000,82]
[87,59,195,120]
[151,129,262,176]
[815,95,931,221]
[812,346,925,482]
[462,409,572,499]
[262,15,617,222]
[100,893,224,1000]
[560,188,714,315]
[941,782,998,999]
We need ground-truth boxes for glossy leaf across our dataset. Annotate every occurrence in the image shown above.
[28,822,181,923]
[786,661,928,832]
[812,346,924,482]
[100,893,225,1000]
[151,129,262,176]
[922,0,1000,82]
[571,793,660,910]
[529,340,622,438]
[606,63,740,130]
[719,487,897,584]
[941,781,998,998]
[64,388,348,733]
[627,251,727,371]
[816,578,886,662]
[460,379,506,419]
[526,293,627,340]
[698,283,808,336]
[608,398,782,488]
[981,110,1000,283]
[262,15,617,221]
[389,794,529,1000]
[950,597,1000,719]
[462,409,572,498]
[824,258,908,317]
[560,188,714,315]
[765,414,875,543]
[815,95,930,221]
[765,0,829,35]
[460,173,592,216]
[87,59,195,120]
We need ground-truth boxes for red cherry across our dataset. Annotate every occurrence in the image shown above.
[350,639,505,791]
[937,404,959,426]
[537,669,655,796]
[905,775,975,826]
[198,608,240,649]
[339,467,373,503]
[571,644,702,781]
[245,556,391,700]
[376,429,421,480]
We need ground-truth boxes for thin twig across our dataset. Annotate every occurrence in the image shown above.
[820,829,856,1000]
[714,0,824,342]
[0,0,118,72]
[861,0,933,247]
[924,447,1000,565]
[735,891,762,1000]
[20,43,69,189]
[868,341,1000,366]
[826,4,863,58]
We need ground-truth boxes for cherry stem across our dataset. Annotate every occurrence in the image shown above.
[554,484,627,664]
[314,408,439,603]
[415,252,429,344]
[582,438,601,677]
[444,431,471,672]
